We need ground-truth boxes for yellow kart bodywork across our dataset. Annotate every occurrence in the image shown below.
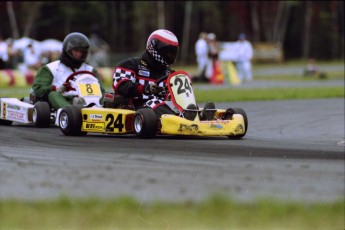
[78,107,246,138]
[80,107,135,134]
[160,110,246,137]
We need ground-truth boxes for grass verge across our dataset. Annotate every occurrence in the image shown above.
[194,86,344,102]
[0,195,343,230]
[0,86,343,103]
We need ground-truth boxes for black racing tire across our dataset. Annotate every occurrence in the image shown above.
[133,108,158,139]
[0,119,13,126]
[225,107,248,139]
[59,105,87,136]
[20,97,31,104]
[33,101,51,128]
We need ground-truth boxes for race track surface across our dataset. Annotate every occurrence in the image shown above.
[0,99,344,203]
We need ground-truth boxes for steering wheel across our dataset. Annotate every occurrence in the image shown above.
[65,70,97,83]
[153,74,170,98]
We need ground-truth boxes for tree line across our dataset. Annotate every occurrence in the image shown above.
[0,1,343,65]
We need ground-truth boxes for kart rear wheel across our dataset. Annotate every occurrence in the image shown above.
[33,101,51,128]
[59,105,86,136]
[20,97,31,104]
[225,107,248,139]
[0,119,13,126]
[134,108,157,139]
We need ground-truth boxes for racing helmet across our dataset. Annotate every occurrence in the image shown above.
[60,32,90,68]
[146,29,179,67]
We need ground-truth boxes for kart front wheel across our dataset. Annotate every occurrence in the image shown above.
[59,105,86,136]
[225,107,248,139]
[134,108,157,139]
[33,101,51,128]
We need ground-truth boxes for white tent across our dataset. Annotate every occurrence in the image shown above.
[11,37,40,52]
[39,39,63,53]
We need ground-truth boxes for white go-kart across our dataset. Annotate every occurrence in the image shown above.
[0,71,103,128]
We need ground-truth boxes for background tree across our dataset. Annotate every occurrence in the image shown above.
[0,1,343,64]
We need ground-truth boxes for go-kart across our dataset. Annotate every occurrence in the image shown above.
[0,70,103,128]
[0,90,53,127]
[58,71,248,139]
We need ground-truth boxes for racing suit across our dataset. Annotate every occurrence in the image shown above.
[32,60,105,110]
[112,51,175,117]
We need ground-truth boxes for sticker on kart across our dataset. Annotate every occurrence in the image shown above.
[80,109,134,134]
[78,82,102,97]
[167,73,196,112]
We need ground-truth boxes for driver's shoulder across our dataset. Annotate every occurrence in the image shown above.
[46,60,60,69]
[80,62,95,72]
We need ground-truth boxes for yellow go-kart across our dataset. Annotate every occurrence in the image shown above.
[58,71,248,139]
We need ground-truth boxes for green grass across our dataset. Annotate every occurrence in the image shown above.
[0,196,343,230]
[195,86,344,102]
[1,86,343,103]
[1,61,343,101]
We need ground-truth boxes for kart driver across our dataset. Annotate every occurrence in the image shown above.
[112,29,215,120]
[32,32,105,110]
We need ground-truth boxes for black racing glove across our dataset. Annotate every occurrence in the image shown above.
[144,83,158,95]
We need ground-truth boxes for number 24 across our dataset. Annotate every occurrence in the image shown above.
[106,114,124,132]
[174,78,192,94]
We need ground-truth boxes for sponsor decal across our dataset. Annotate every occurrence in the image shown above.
[84,123,104,130]
[90,114,103,120]
[200,120,230,124]
[7,104,21,110]
[140,60,148,66]
[235,124,244,133]
[7,110,25,121]
[2,102,6,118]
[138,70,150,77]
[178,124,198,133]
[210,124,223,129]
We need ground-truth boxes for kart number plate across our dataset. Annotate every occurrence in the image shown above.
[78,83,102,97]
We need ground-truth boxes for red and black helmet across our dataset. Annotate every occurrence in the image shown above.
[146,29,179,67]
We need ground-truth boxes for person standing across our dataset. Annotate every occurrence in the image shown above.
[0,35,9,69]
[194,32,208,82]
[205,33,219,82]
[23,42,43,71]
[235,33,253,82]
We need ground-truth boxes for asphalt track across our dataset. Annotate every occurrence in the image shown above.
[0,98,344,203]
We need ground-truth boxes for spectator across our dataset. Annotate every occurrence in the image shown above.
[5,39,20,69]
[304,58,327,79]
[0,35,8,69]
[205,33,219,82]
[23,42,43,71]
[235,33,253,82]
[194,32,208,82]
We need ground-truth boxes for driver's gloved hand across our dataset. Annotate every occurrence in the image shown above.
[144,83,158,95]
[56,82,74,93]
[63,82,74,91]
[56,84,66,93]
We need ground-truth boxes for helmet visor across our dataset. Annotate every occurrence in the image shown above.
[159,46,178,65]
